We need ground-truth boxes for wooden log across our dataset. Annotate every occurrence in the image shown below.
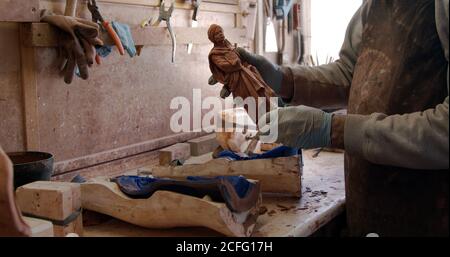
[81,178,261,237]
[15,181,83,237]
[142,155,302,197]
[159,143,191,166]
[188,134,220,156]
[23,217,54,237]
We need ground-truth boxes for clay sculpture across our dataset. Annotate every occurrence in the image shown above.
[208,24,277,120]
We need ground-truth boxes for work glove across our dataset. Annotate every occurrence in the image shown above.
[41,10,103,84]
[208,47,284,95]
[257,106,333,149]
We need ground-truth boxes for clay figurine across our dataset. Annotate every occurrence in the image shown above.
[208,24,277,120]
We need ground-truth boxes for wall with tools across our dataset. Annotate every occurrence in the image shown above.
[0,0,307,180]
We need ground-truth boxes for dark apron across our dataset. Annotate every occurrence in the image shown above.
[346,0,448,236]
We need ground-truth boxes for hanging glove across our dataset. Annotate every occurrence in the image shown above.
[258,106,333,149]
[40,10,103,84]
[208,47,284,95]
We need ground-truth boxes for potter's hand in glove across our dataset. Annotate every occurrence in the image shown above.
[41,10,103,84]
[258,106,333,149]
[208,47,283,98]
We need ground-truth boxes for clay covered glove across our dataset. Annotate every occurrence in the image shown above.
[41,10,103,84]
[258,106,333,149]
[208,47,284,94]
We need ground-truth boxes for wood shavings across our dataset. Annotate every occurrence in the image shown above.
[259,206,268,215]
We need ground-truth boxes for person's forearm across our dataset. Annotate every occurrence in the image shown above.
[280,65,351,109]
[342,97,449,169]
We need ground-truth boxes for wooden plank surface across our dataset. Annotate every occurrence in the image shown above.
[98,0,240,13]
[159,143,191,165]
[16,181,81,221]
[24,23,247,47]
[23,217,54,237]
[52,132,205,175]
[143,154,302,197]
[84,150,345,237]
[0,0,40,22]
[187,134,219,156]
[19,24,40,151]
[0,23,26,152]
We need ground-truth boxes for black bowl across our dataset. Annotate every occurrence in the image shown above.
[7,151,54,189]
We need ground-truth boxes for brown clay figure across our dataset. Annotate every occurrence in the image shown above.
[0,146,31,237]
[208,24,277,119]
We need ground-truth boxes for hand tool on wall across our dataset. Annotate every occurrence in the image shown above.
[87,0,125,57]
[149,1,176,63]
[187,0,202,54]
[274,0,294,20]
[277,16,286,65]
[287,6,293,34]
[292,3,304,64]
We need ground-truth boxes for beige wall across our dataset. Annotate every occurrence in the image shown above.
[0,0,300,178]
[0,23,25,152]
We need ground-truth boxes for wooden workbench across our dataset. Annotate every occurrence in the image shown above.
[83,150,345,237]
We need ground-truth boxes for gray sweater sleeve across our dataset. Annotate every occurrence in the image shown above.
[280,3,364,109]
[345,0,449,170]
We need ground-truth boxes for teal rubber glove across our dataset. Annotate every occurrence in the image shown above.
[208,47,283,95]
[258,106,333,149]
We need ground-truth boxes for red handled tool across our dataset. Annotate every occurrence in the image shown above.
[87,0,125,62]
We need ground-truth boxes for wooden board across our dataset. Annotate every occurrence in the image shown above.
[23,217,54,237]
[19,24,40,151]
[81,178,261,237]
[188,134,219,156]
[0,0,39,22]
[140,155,303,197]
[159,143,191,165]
[53,132,205,175]
[0,23,26,152]
[23,23,247,48]
[84,150,345,237]
[16,181,81,221]
[97,0,240,13]
[54,215,83,237]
